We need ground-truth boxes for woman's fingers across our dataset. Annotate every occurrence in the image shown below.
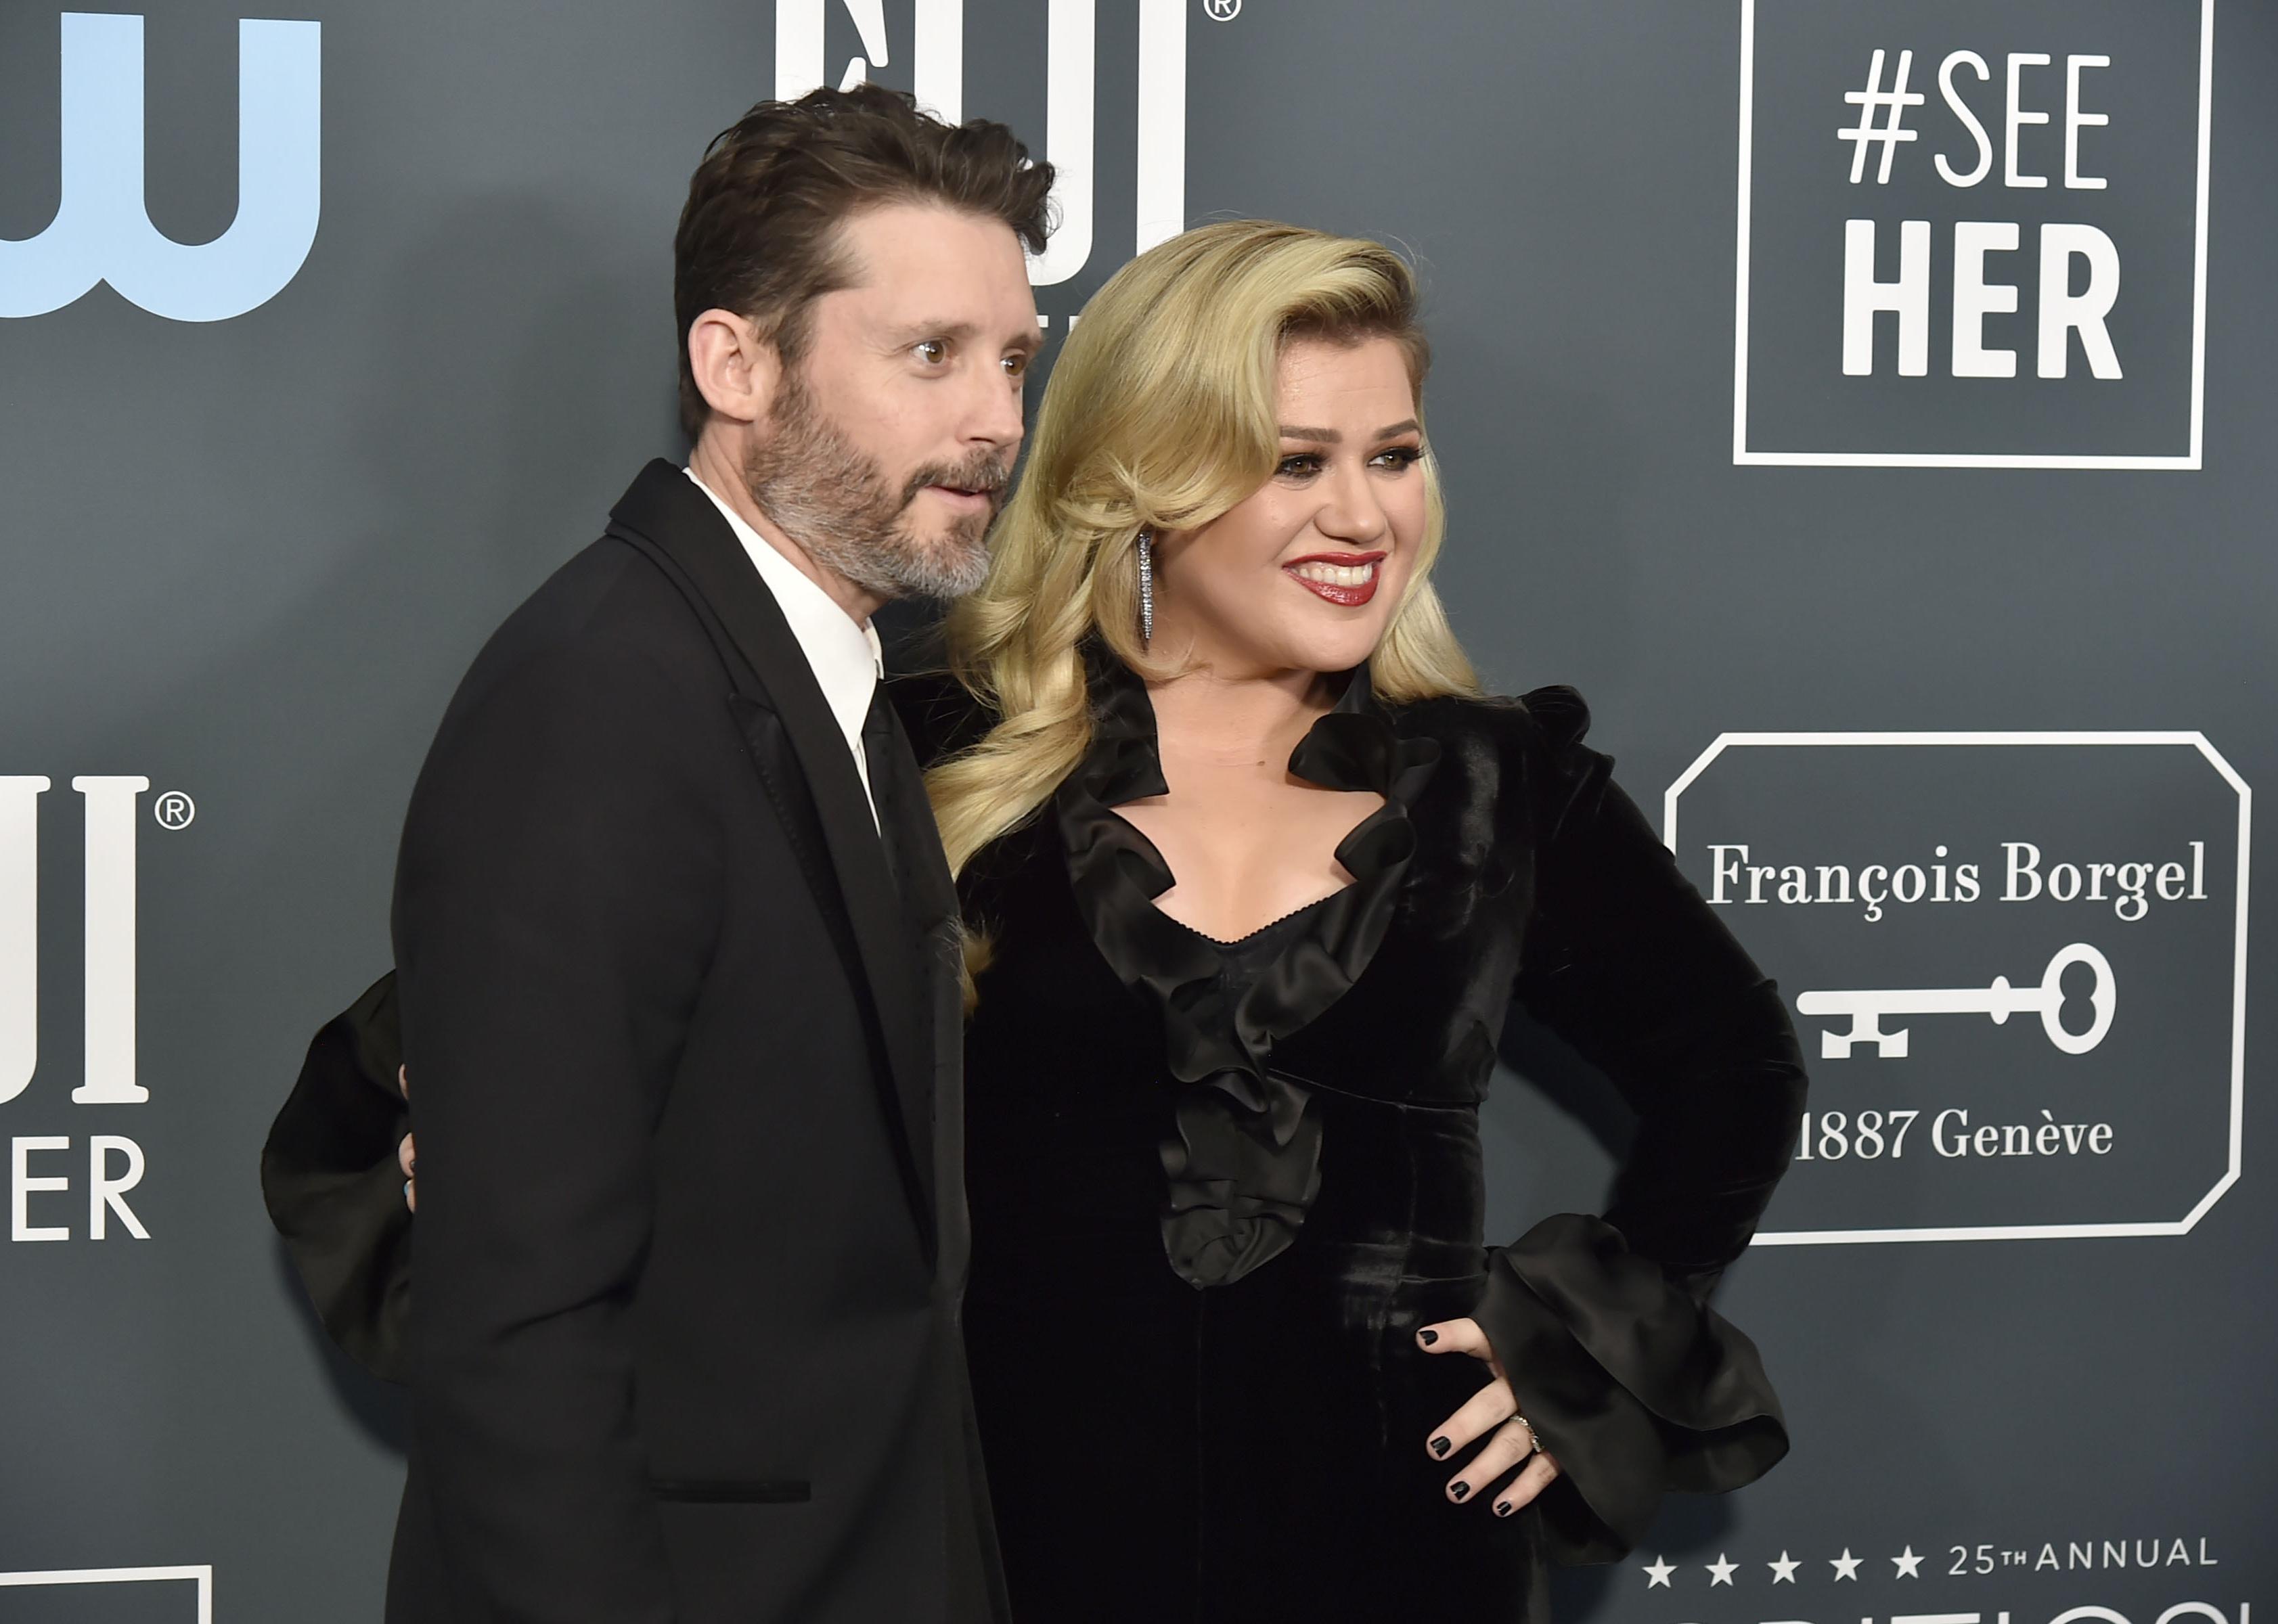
[1418,1315,1532,1490]
[1417,1315,1506,1383]
[1445,1414,1542,1506]
[1415,1317,1490,1358]
[1425,1369,1515,1464]
[1488,1449,1561,1517]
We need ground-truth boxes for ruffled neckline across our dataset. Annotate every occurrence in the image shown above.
[1052,638,1441,1287]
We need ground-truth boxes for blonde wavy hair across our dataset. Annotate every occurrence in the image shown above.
[925,220,1481,974]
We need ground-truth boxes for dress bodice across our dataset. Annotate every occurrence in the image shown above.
[1046,637,1446,1288]
[897,644,1810,1618]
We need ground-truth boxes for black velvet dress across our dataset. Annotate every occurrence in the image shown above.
[910,641,1809,1621]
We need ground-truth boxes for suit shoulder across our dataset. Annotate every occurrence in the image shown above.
[455,535,723,704]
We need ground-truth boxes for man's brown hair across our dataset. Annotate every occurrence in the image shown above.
[673,83,1055,439]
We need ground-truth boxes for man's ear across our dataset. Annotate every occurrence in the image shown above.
[686,308,782,428]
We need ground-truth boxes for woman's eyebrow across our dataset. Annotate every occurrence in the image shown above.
[1276,419,1423,443]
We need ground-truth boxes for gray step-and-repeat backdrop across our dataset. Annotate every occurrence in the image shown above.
[3,1,2269,1619]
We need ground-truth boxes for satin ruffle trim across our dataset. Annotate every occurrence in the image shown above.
[1054,639,1440,1288]
[1473,1212,1790,1564]
[1157,1074,1324,1286]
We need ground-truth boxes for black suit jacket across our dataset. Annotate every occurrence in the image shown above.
[263,461,1002,1624]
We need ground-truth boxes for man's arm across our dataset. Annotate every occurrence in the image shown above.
[261,972,411,1382]
[395,635,723,1623]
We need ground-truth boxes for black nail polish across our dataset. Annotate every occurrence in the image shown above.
[1494,1501,1515,1517]
[1429,1436,1450,1458]
[1449,1481,1469,1502]
[1417,1328,1438,1346]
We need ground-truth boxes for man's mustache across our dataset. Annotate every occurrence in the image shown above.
[902,453,1014,514]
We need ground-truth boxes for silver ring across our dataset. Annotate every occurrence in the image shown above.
[1515,1415,1542,1454]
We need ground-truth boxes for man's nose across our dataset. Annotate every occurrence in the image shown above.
[962,363,1026,449]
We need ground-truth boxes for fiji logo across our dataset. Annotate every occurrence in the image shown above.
[774,0,1189,286]
[0,13,321,323]
[1,777,160,1108]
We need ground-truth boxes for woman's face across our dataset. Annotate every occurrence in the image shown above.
[1149,334,1427,681]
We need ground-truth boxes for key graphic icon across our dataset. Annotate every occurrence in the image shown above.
[1795,943,2116,1060]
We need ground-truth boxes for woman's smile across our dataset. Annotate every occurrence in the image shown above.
[1285,549,1387,606]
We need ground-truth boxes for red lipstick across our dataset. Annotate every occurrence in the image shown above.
[1282,550,1387,608]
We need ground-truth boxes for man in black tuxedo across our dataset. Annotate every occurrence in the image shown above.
[263,85,1049,1623]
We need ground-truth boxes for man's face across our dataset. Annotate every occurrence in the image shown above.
[742,202,1042,601]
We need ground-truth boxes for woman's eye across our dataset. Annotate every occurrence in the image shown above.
[914,339,948,365]
[1276,454,1323,478]
[1372,445,1424,470]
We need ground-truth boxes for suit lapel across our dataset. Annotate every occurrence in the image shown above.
[867,700,964,1221]
[604,459,937,1250]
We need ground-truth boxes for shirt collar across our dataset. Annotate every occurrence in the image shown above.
[683,466,883,749]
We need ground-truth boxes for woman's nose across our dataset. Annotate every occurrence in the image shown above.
[1316,466,1391,543]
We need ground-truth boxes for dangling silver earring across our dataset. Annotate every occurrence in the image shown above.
[1136,531,1155,646]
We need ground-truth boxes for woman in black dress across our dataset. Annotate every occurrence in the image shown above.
[897,220,1806,1617]
[273,220,1807,1619]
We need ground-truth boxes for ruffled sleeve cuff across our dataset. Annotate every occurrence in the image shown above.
[1473,1212,1789,1564]
[259,972,414,1384]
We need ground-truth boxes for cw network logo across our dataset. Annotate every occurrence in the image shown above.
[776,0,1189,288]
[0,12,321,323]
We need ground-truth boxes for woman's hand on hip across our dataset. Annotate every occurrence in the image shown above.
[1416,1316,1561,1517]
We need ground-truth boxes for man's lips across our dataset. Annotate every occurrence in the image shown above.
[1283,550,1386,607]
[922,484,998,513]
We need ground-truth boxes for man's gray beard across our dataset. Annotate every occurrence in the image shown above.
[739,367,1005,603]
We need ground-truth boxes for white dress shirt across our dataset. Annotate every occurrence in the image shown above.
[684,467,886,830]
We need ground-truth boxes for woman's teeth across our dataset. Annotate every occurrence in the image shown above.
[1289,560,1378,586]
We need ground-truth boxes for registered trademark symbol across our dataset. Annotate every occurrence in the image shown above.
[154,791,195,830]
[1203,0,1240,19]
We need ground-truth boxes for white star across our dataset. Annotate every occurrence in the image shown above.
[1768,1551,1800,1582]
[1643,1556,1676,1589]
[1706,1553,1738,1586]
[1831,1548,1862,1580]
[1893,1546,1925,1577]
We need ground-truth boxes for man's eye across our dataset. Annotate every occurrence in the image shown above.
[1003,352,1031,378]
[914,339,948,365]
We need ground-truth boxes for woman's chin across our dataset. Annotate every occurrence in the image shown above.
[1282,619,1391,677]
[1183,608,1390,679]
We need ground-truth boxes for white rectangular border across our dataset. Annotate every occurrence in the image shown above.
[0,1567,211,1622]
[1663,730,2249,1244]
[1730,0,2216,469]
